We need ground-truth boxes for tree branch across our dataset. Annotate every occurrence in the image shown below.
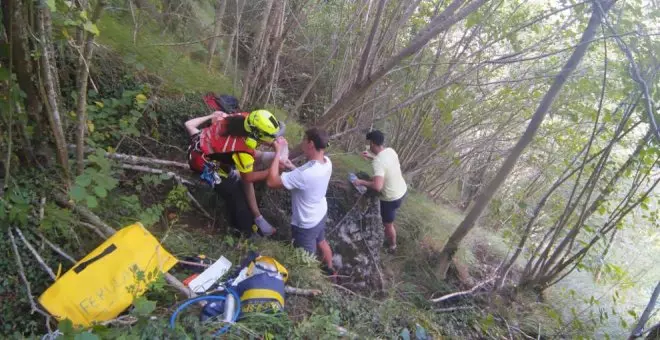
[14,227,56,281]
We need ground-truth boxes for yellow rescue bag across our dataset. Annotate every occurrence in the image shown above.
[38,222,177,327]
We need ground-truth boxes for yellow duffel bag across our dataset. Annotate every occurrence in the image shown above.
[38,222,177,327]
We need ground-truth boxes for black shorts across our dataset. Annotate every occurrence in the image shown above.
[291,218,326,254]
[380,195,406,224]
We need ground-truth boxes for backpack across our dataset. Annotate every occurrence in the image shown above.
[203,93,240,113]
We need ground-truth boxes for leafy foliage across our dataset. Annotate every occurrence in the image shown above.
[70,150,118,209]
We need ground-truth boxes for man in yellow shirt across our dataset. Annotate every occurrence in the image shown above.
[352,130,407,252]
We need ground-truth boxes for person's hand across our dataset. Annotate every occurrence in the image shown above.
[211,111,227,123]
[361,151,374,160]
[272,137,284,153]
[281,159,296,170]
[353,178,364,186]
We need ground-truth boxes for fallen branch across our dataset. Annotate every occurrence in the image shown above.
[284,286,322,297]
[118,163,196,186]
[8,229,52,319]
[78,221,109,239]
[100,315,139,326]
[119,163,213,219]
[165,273,197,298]
[14,228,57,281]
[54,193,116,237]
[70,144,190,169]
[430,277,495,303]
[173,176,213,220]
[34,231,76,264]
[106,151,189,169]
[434,306,475,313]
[38,197,46,221]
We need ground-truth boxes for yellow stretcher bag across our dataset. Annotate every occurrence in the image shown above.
[38,222,177,327]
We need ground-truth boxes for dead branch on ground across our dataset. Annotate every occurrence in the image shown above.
[14,228,57,281]
[33,231,76,264]
[8,229,53,323]
[430,277,495,303]
[54,193,116,237]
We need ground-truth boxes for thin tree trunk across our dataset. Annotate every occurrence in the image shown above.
[320,0,487,128]
[75,1,106,175]
[39,0,71,184]
[594,228,617,283]
[356,0,386,83]
[207,0,226,69]
[435,0,614,279]
[240,0,275,107]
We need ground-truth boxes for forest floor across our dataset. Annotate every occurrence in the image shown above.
[75,13,561,338]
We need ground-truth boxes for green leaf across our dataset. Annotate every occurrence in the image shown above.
[70,185,87,201]
[83,21,100,36]
[75,332,100,340]
[135,63,145,71]
[132,296,157,316]
[58,319,74,335]
[46,0,57,12]
[93,186,107,198]
[86,195,98,208]
[0,67,10,81]
[75,174,92,187]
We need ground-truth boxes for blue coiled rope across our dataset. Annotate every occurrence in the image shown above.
[169,287,241,336]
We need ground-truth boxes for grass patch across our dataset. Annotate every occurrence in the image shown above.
[97,14,234,94]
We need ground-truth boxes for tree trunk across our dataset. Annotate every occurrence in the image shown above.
[434,0,614,279]
[207,0,226,70]
[320,0,487,129]
[240,0,275,107]
[38,0,71,184]
[75,1,106,175]
[626,279,658,339]
[356,0,386,83]
[2,0,43,134]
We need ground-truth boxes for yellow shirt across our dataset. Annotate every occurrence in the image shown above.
[372,148,407,201]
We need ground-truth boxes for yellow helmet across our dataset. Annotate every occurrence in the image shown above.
[244,110,281,146]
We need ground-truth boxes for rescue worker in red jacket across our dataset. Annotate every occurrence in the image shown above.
[185,109,283,236]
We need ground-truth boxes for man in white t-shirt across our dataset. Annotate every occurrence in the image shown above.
[266,128,336,275]
[352,130,407,252]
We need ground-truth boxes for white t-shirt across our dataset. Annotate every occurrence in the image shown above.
[373,148,407,201]
[281,157,332,228]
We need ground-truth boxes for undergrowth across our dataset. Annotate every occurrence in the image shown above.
[0,8,572,339]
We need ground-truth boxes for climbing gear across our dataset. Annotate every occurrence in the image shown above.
[169,288,241,336]
[199,112,256,157]
[169,253,288,334]
[39,223,177,327]
[203,93,240,113]
[187,256,233,293]
[244,110,281,149]
[200,162,223,187]
[229,253,288,314]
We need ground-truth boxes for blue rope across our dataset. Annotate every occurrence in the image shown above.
[169,287,241,336]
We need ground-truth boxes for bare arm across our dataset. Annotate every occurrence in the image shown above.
[240,169,269,183]
[355,176,384,192]
[267,140,285,188]
[184,111,227,135]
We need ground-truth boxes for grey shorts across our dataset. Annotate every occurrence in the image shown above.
[291,218,326,254]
